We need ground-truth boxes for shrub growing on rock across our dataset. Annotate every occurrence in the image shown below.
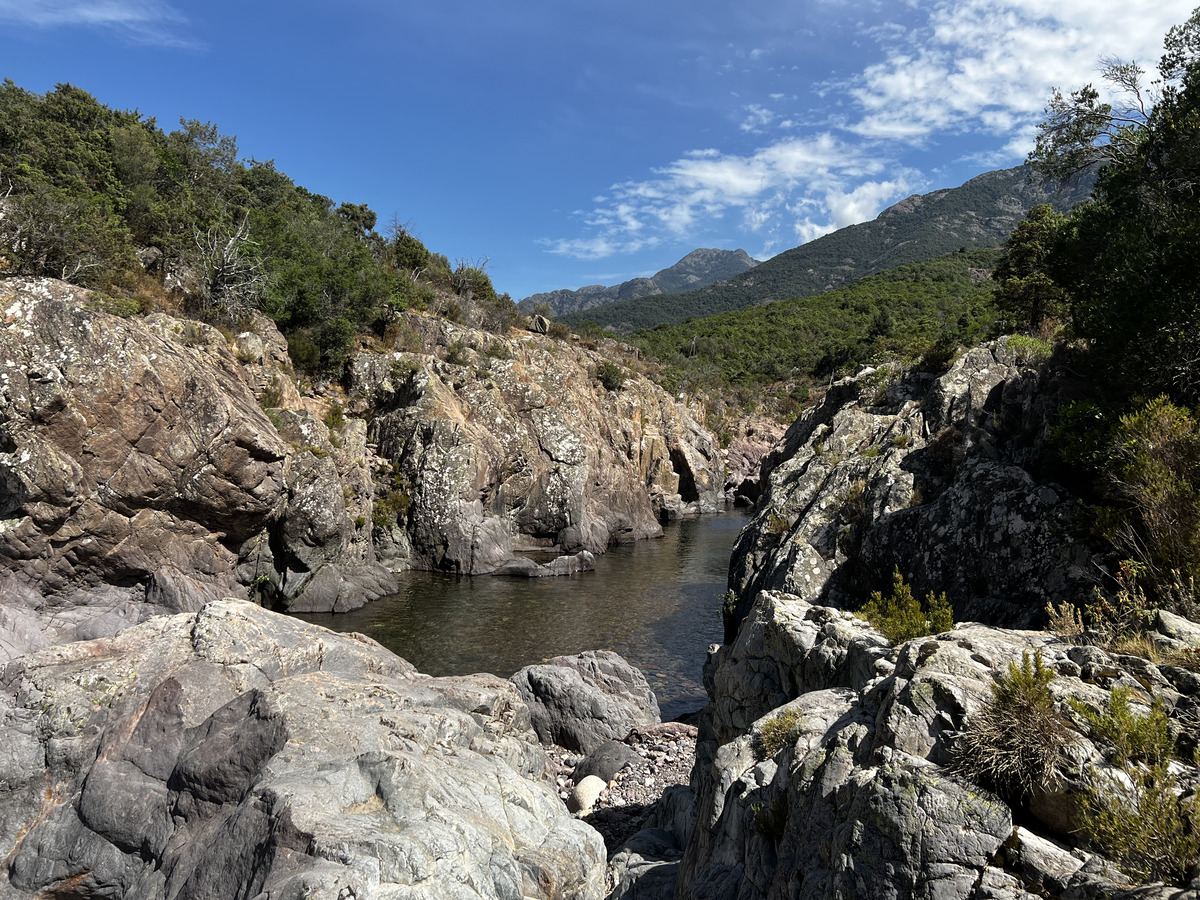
[955,650,1074,802]
[754,707,802,760]
[1072,688,1200,885]
[596,361,625,392]
[859,569,954,644]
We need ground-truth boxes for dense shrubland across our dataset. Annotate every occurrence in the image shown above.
[991,7,1200,614]
[628,248,999,401]
[0,79,516,375]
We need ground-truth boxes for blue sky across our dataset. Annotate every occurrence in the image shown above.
[1,1,1192,299]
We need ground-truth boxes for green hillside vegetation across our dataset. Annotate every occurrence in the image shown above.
[562,165,1093,333]
[632,248,1000,395]
[0,80,517,375]
[996,8,1200,617]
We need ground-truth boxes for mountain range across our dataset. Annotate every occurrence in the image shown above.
[560,164,1096,333]
[519,247,759,316]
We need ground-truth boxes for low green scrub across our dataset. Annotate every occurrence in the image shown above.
[323,402,344,430]
[859,569,953,644]
[1073,688,1199,885]
[954,650,1073,802]
[1070,687,1172,767]
[754,707,803,760]
[372,489,411,529]
[596,361,625,392]
[1005,334,1053,364]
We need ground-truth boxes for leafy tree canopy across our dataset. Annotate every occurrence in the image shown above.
[0,79,515,377]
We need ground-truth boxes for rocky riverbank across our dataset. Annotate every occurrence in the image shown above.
[0,600,607,899]
[610,590,1200,900]
[0,277,727,627]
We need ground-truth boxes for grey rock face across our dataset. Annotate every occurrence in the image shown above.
[0,278,725,617]
[729,338,1098,630]
[573,740,642,783]
[510,650,662,753]
[0,600,605,899]
[0,278,395,619]
[349,317,724,575]
[673,589,1200,899]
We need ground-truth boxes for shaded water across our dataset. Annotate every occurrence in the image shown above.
[295,511,747,720]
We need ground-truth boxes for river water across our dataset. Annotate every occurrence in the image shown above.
[295,511,747,720]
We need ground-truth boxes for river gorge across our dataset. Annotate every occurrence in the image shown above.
[296,512,746,720]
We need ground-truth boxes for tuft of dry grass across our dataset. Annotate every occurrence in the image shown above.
[955,651,1075,802]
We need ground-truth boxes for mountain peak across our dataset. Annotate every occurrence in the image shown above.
[520,248,759,316]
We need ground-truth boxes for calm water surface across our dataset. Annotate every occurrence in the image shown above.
[295,511,747,719]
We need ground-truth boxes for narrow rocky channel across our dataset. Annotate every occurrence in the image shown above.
[295,511,747,720]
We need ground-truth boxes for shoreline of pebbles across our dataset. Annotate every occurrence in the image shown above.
[546,721,698,866]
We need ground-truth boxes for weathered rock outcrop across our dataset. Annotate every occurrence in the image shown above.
[728,338,1097,630]
[348,316,724,574]
[0,278,395,626]
[0,600,605,899]
[0,278,726,618]
[511,650,662,753]
[666,590,1200,899]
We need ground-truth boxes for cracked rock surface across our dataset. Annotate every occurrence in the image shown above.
[0,600,606,899]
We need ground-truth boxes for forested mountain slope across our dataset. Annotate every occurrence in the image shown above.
[562,164,1094,333]
[519,247,758,316]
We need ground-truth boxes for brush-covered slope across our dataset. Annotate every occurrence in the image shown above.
[562,165,1094,333]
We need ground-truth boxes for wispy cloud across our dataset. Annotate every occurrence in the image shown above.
[0,0,198,48]
[847,0,1189,142]
[544,0,1192,262]
[544,135,921,260]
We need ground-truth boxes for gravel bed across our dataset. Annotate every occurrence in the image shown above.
[546,721,698,885]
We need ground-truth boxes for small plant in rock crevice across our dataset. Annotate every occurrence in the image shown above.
[754,707,803,761]
[859,568,953,645]
[751,793,789,842]
[954,650,1074,803]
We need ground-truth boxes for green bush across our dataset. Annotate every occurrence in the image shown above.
[596,360,625,392]
[86,290,141,317]
[1074,688,1199,885]
[1006,334,1053,364]
[445,338,468,366]
[955,650,1074,802]
[372,489,411,529]
[754,707,803,760]
[1070,686,1172,767]
[859,569,954,644]
[323,402,344,431]
[1105,397,1200,591]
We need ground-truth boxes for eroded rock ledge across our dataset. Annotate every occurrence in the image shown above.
[0,277,725,626]
[620,590,1200,900]
[0,600,606,899]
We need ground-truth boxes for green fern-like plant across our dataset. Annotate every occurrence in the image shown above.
[859,568,953,644]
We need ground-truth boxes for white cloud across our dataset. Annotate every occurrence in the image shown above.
[0,0,196,46]
[739,104,777,133]
[545,0,1195,264]
[543,134,919,260]
[539,235,662,261]
[847,0,1193,147]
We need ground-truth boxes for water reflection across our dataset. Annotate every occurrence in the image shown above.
[294,511,747,719]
